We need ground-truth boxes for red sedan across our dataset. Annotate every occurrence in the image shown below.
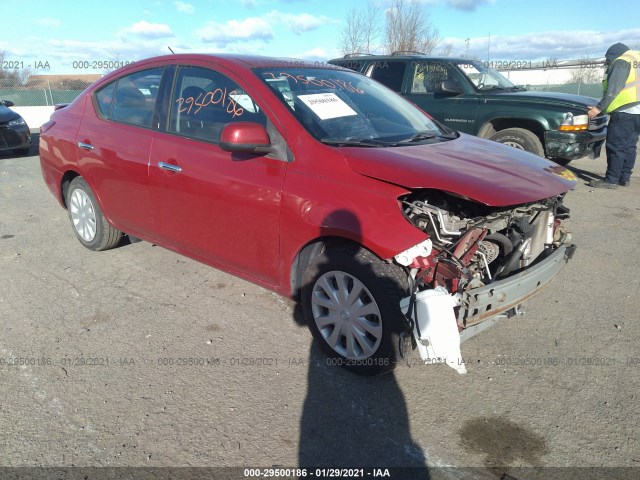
[40,54,577,375]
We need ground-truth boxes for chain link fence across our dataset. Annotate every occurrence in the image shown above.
[0,75,91,106]
[524,82,602,99]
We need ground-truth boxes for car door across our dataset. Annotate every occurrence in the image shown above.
[75,67,166,235]
[402,60,480,134]
[148,65,288,285]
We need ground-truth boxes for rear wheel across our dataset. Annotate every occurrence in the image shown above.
[66,177,122,251]
[301,245,409,375]
[490,127,545,157]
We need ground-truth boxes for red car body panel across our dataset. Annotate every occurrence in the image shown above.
[39,54,575,297]
[345,134,576,206]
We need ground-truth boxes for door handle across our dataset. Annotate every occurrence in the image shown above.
[158,161,182,173]
[77,141,94,151]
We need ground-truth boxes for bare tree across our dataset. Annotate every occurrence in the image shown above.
[384,0,440,54]
[339,2,381,55]
[567,57,603,84]
[0,50,33,87]
[437,42,455,57]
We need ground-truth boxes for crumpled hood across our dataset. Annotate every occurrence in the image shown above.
[345,134,577,206]
[0,105,20,123]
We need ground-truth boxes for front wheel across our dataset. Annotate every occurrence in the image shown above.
[490,127,545,157]
[66,177,122,251]
[301,245,409,375]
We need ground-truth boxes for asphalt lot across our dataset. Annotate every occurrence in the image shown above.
[0,140,639,479]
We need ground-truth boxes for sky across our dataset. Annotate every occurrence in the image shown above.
[1,0,640,75]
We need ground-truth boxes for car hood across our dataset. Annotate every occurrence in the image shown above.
[489,90,598,108]
[344,134,577,206]
[0,105,20,123]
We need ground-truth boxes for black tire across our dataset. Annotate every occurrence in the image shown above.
[489,127,545,157]
[66,177,122,251]
[301,245,410,375]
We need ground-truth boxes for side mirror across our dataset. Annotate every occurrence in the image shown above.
[219,122,271,153]
[1,99,15,107]
[440,80,463,95]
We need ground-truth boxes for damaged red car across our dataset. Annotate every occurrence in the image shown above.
[39,54,577,375]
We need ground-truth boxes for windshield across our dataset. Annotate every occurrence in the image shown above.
[458,62,516,91]
[255,67,452,145]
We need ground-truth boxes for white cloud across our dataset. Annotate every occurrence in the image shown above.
[35,18,61,27]
[266,11,336,34]
[444,28,640,61]
[173,1,195,14]
[196,18,273,45]
[124,20,173,39]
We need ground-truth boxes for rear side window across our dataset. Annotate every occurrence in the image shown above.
[93,68,164,128]
[168,66,266,143]
[95,83,115,117]
[368,61,406,92]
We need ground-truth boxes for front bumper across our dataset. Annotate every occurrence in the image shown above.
[544,129,606,161]
[457,244,576,328]
[0,124,32,152]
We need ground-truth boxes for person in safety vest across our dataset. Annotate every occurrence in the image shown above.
[588,43,640,188]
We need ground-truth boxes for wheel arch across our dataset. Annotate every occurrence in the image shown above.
[290,236,377,299]
[60,170,82,209]
[478,116,548,149]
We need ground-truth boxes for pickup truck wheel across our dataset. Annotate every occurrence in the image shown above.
[66,177,123,251]
[490,128,545,157]
[301,245,409,375]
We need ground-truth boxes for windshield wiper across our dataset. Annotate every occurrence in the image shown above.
[320,138,389,147]
[398,131,458,144]
[400,132,437,143]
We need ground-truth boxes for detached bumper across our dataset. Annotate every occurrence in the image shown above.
[545,129,606,161]
[457,244,576,327]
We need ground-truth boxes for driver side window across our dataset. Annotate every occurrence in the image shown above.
[411,61,461,94]
[168,66,266,143]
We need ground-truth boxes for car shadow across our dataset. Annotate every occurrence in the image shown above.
[293,210,430,478]
[566,164,603,184]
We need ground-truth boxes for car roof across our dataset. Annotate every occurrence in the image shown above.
[133,53,337,70]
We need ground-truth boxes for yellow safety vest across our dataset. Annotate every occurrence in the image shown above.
[603,50,640,113]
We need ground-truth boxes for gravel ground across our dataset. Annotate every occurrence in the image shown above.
[0,143,638,480]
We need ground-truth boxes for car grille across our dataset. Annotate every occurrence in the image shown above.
[0,127,23,148]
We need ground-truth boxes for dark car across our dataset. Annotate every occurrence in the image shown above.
[40,54,577,375]
[0,100,32,155]
[329,54,608,164]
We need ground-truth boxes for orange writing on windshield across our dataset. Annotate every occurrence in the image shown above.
[176,87,244,118]
[263,72,365,94]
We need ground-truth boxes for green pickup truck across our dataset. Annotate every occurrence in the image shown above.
[328,54,608,164]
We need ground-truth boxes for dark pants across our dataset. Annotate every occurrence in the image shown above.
[605,111,640,184]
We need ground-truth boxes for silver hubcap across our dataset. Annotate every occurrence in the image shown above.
[502,141,525,150]
[311,271,382,359]
[69,189,97,242]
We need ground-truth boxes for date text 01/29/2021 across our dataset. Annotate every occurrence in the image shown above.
[243,468,392,478]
